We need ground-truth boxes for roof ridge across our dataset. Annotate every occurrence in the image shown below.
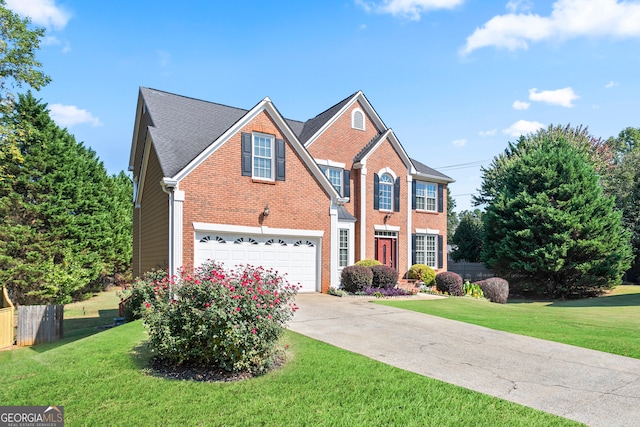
[141,87,249,114]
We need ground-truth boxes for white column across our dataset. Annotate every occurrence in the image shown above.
[359,166,367,260]
[329,205,338,289]
[173,190,185,277]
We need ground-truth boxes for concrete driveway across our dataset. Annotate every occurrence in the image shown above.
[288,293,640,427]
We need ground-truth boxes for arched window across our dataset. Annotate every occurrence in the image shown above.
[352,109,365,130]
[379,173,393,211]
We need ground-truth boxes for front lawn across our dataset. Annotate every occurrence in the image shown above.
[378,285,640,359]
[0,303,578,426]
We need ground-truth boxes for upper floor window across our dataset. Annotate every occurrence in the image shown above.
[253,133,273,180]
[241,132,286,181]
[320,166,342,194]
[415,181,437,211]
[379,173,393,211]
[352,109,365,130]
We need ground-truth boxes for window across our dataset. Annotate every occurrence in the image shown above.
[379,174,393,211]
[320,166,342,194]
[242,132,285,181]
[339,229,349,267]
[415,182,437,211]
[414,234,437,268]
[352,109,365,130]
[253,133,273,180]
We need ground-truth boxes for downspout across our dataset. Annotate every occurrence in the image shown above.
[160,178,179,298]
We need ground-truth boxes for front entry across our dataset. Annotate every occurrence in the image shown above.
[375,236,397,270]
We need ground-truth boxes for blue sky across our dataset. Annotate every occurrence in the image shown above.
[7,0,640,212]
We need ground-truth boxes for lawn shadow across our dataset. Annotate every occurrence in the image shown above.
[549,293,640,308]
[27,308,122,353]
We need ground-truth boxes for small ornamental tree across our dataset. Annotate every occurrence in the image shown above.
[142,262,299,374]
[481,135,632,298]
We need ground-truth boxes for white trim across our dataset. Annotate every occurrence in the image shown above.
[406,175,412,273]
[173,190,185,274]
[330,206,339,287]
[315,158,346,169]
[374,224,401,232]
[376,167,398,181]
[128,93,144,172]
[351,108,365,130]
[358,129,414,171]
[193,222,324,238]
[416,228,440,235]
[359,166,367,260]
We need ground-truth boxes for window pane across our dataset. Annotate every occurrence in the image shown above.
[253,134,273,179]
[379,174,393,211]
[328,168,342,194]
[416,182,426,210]
[415,235,425,265]
[426,183,436,211]
[339,229,348,267]
[425,235,436,267]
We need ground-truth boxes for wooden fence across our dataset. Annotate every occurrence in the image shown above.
[17,305,64,347]
[0,287,15,348]
[448,261,495,282]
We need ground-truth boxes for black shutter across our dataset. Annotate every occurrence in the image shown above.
[394,177,400,212]
[241,132,252,176]
[276,138,285,181]
[343,170,350,198]
[411,180,416,210]
[438,184,444,213]
[373,173,379,210]
[411,234,416,266]
[437,235,444,269]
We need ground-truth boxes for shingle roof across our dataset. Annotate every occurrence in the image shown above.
[411,158,454,182]
[141,87,249,177]
[297,92,358,144]
[353,132,384,162]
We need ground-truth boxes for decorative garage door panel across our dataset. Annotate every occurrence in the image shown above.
[194,234,318,292]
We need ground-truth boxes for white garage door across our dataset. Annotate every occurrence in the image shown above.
[194,233,319,292]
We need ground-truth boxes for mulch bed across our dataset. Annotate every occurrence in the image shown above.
[146,353,287,383]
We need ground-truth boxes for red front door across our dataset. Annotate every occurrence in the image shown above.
[376,238,396,269]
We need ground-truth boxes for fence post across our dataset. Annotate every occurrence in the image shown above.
[0,287,15,348]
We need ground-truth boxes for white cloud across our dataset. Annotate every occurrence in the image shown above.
[49,104,102,127]
[529,87,579,107]
[461,0,640,55]
[605,80,619,88]
[503,119,545,137]
[452,138,467,147]
[512,100,530,110]
[506,0,533,13]
[356,0,464,20]
[6,0,71,30]
[479,128,497,137]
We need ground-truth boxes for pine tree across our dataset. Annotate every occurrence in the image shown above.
[0,92,132,303]
[481,135,632,298]
[450,210,483,262]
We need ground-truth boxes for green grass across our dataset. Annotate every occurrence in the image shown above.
[378,285,640,359]
[0,290,579,426]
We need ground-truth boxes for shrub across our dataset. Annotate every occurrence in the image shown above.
[341,265,373,293]
[462,281,485,299]
[141,262,299,374]
[435,271,464,296]
[476,277,509,304]
[362,286,413,297]
[370,265,398,289]
[354,259,382,267]
[118,269,168,321]
[408,264,436,286]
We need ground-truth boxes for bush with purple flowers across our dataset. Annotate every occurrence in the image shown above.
[370,265,398,289]
[141,261,299,374]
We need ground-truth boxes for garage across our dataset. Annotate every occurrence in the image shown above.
[194,232,319,292]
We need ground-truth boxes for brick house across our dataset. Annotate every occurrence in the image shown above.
[129,88,453,292]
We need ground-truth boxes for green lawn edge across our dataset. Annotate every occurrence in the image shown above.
[377,285,640,359]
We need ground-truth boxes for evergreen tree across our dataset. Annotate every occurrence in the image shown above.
[481,135,632,298]
[447,190,458,239]
[0,92,132,304]
[450,210,483,262]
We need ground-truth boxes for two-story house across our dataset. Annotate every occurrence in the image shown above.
[129,88,453,293]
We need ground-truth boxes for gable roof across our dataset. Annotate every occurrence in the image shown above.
[411,158,454,182]
[298,92,357,144]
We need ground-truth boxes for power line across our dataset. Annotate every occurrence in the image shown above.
[434,159,492,171]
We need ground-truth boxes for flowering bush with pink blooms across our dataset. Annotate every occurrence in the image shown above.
[142,261,299,374]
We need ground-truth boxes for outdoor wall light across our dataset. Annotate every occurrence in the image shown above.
[263,205,270,217]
